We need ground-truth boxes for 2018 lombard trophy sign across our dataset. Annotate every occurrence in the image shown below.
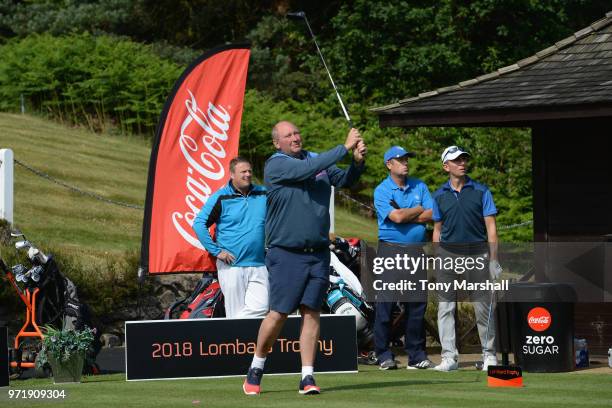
[125,315,357,381]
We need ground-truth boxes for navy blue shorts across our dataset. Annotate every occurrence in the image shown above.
[266,247,330,314]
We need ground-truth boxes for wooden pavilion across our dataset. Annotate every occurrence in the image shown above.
[373,12,612,354]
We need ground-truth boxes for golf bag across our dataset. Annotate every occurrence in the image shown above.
[7,239,101,375]
[330,236,362,279]
[325,237,374,349]
[164,275,225,320]
[325,277,374,348]
[60,275,102,374]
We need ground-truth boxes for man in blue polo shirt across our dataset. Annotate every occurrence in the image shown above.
[431,146,502,372]
[373,146,434,370]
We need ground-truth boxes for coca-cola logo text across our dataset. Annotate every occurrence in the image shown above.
[527,307,552,332]
[172,90,231,249]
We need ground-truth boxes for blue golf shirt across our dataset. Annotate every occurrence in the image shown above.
[374,175,433,243]
[432,176,497,243]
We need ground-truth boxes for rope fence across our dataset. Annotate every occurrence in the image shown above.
[15,158,144,210]
[15,158,532,229]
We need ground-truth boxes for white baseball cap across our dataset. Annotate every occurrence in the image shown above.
[441,146,470,163]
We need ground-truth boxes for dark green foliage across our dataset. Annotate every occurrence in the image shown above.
[0,0,134,39]
[246,15,328,102]
[148,41,201,67]
[0,0,349,48]
[0,33,182,134]
[323,0,611,105]
[0,0,344,49]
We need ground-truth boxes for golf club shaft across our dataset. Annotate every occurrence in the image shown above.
[296,13,353,128]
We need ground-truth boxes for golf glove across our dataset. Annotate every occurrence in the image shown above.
[489,260,503,280]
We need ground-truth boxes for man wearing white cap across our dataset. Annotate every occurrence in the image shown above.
[432,146,502,372]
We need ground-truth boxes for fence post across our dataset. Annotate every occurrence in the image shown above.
[0,148,14,224]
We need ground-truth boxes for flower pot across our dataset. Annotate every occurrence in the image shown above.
[49,352,85,383]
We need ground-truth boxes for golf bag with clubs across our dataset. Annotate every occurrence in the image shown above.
[164,274,225,320]
[4,231,101,377]
[325,237,375,349]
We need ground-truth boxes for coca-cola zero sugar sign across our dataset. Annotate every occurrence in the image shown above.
[141,45,251,275]
[527,307,552,332]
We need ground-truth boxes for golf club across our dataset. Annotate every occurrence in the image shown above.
[287,11,353,128]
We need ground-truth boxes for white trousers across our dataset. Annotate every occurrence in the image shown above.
[216,260,269,318]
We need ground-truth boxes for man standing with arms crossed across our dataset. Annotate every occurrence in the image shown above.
[432,146,502,372]
[243,121,366,395]
[193,156,268,318]
[373,146,434,370]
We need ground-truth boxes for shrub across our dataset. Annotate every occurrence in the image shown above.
[0,33,182,135]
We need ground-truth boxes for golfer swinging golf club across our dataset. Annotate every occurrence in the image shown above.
[242,12,366,395]
[242,121,367,395]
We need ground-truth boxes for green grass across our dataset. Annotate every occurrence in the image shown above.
[3,367,612,408]
[335,205,378,244]
[0,113,149,261]
[0,113,379,262]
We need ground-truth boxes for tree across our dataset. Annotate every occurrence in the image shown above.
[323,0,611,105]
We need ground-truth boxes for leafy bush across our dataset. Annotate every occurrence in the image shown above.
[0,0,134,39]
[0,33,182,134]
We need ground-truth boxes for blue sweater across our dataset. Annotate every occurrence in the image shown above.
[264,146,364,249]
[192,182,266,266]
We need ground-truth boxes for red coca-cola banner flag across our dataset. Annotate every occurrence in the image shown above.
[140,44,250,276]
